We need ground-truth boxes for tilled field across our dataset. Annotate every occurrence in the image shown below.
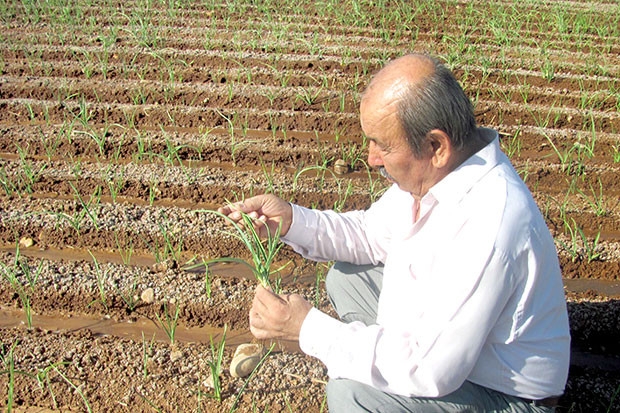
[0,0,619,412]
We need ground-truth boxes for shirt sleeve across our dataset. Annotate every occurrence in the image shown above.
[281,205,370,263]
[282,185,412,265]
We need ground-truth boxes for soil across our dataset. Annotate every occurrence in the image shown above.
[1,1,619,412]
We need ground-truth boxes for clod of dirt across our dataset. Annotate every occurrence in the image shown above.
[152,259,178,272]
[170,347,184,362]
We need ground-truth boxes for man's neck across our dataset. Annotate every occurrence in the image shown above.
[452,129,492,169]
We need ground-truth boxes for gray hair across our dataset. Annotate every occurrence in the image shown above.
[397,56,477,157]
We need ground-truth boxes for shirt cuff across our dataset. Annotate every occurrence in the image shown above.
[299,307,344,361]
[299,307,380,385]
[282,204,316,245]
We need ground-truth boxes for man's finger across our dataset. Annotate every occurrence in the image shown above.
[249,310,271,339]
[249,308,261,327]
[251,292,269,315]
[250,324,269,340]
[255,284,287,307]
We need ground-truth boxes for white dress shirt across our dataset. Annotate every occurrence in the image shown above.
[283,128,570,400]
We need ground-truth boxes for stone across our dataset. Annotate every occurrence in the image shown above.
[229,343,266,378]
[19,237,34,248]
[141,288,155,304]
[152,260,173,273]
[203,373,215,389]
[334,159,349,175]
[170,348,183,362]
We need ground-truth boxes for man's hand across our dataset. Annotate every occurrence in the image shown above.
[218,194,293,238]
[249,285,313,341]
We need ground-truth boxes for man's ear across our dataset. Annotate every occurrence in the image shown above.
[427,129,453,168]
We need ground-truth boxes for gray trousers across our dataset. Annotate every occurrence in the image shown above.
[324,262,554,413]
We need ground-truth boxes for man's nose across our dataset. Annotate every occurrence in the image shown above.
[367,141,383,167]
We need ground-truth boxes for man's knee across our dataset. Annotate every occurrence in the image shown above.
[326,378,360,412]
[325,262,347,299]
[324,262,383,324]
[326,378,410,413]
[325,261,382,296]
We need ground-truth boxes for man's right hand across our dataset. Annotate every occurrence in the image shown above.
[217,194,293,238]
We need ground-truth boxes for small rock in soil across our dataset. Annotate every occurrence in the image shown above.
[203,373,215,389]
[229,343,266,378]
[19,236,34,248]
[141,287,155,303]
[334,159,349,175]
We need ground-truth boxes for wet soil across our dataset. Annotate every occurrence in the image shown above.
[1,0,619,412]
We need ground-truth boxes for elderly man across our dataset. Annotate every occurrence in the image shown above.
[219,54,570,412]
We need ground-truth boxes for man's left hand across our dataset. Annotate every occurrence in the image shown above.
[249,285,313,341]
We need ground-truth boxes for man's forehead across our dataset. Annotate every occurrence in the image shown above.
[365,76,408,102]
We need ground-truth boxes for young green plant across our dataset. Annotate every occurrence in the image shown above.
[155,301,180,345]
[35,361,70,409]
[205,324,227,402]
[0,339,26,412]
[115,275,139,312]
[141,332,156,379]
[558,217,602,263]
[0,245,43,328]
[50,365,92,412]
[198,209,285,293]
[87,251,109,311]
[68,182,102,231]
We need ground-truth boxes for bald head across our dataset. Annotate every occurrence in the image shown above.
[362,54,479,158]
[362,54,435,110]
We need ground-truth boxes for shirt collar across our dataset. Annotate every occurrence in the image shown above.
[426,128,502,205]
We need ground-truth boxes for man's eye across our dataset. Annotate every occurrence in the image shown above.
[370,139,389,152]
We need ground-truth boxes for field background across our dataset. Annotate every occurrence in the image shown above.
[0,0,619,412]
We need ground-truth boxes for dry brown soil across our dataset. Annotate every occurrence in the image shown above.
[0,1,619,412]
